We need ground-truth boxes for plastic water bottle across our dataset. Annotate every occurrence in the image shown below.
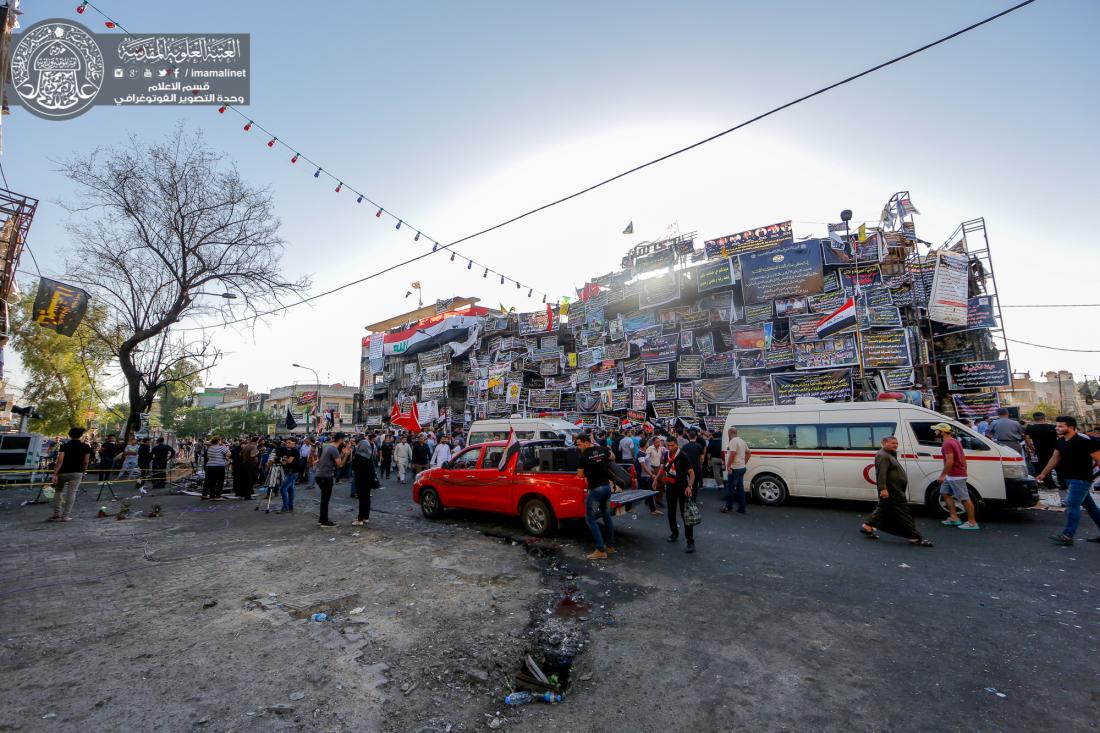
[505,692,533,706]
[504,691,562,706]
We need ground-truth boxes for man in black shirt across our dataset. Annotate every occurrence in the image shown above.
[576,433,616,560]
[410,435,431,476]
[150,438,176,490]
[97,434,120,483]
[1025,412,1058,488]
[703,430,724,487]
[681,429,705,496]
[656,439,697,553]
[136,437,153,492]
[51,428,93,521]
[276,438,300,513]
[1036,416,1100,545]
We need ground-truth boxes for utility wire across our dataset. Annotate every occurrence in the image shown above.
[1006,338,1100,353]
[84,0,1038,330]
[77,1,548,300]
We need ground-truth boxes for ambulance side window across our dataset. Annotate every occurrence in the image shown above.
[909,421,990,451]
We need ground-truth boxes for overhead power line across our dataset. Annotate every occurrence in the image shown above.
[75,0,1038,330]
[1007,338,1100,353]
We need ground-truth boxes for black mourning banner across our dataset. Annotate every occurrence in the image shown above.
[946,360,1011,391]
[704,220,793,258]
[639,272,681,309]
[696,257,735,293]
[771,368,853,405]
[739,240,825,304]
[33,278,90,337]
[880,368,915,390]
[860,329,912,369]
[693,376,745,404]
[952,392,1001,420]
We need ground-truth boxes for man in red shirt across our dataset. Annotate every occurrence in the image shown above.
[933,423,979,530]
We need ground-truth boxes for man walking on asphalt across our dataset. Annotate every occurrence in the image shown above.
[50,427,92,522]
[933,423,980,531]
[277,437,300,513]
[238,436,258,499]
[860,436,933,546]
[351,436,380,526]
[657,438,697,553]
[430,435,452,468]
[722,426,750,514]
[298,437,313,485]
[1036,416,1100,546]
[703,430,724,488]
[314,432,352,528]
[576,433,616,561]
[394,435,412,483]
[410,434,431,477]
[1025,412,1058,487]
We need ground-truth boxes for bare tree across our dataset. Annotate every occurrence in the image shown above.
[60,125,309,437]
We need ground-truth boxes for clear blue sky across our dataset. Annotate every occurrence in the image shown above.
[4,0,1098,396]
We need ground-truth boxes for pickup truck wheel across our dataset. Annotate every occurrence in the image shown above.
[751,473,788,507]
[520,498,555,537]
[419,487,444,519]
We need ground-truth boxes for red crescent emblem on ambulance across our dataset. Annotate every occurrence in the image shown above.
[862,464,876,485]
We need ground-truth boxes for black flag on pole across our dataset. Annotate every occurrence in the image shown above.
[285,406,297,430]
[32,278,90,337]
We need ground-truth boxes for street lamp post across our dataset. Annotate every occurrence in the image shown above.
[292,363,322,435]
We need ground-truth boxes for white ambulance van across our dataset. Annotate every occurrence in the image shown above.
[467,418,583,446]
[721,401,1038,515]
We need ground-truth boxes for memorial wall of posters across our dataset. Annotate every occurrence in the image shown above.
[362,197,1010,430]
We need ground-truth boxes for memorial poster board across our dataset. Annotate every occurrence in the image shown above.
[739,240,825,303]
[946,360,1011,391]
[771,368,854,405]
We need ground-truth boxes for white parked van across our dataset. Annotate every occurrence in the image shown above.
[721,401,1038,514]
[467,418,583,447]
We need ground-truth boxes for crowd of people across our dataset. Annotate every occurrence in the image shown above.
[43,414,1100,553]
[165,429,466,528]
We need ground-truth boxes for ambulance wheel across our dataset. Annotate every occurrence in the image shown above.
[752,474,788,507]
[925,483,983,518]
[420,487,444,519]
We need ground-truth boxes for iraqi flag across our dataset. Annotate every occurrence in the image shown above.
[815,297,856,338]
[498,428,520,471]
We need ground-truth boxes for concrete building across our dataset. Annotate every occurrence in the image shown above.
[194,384,248,408]
[265,383,358,434]
[1001,370,1088,418]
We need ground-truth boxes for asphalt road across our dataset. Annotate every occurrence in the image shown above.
[370,475,1100,733]
[2,473,1096,732]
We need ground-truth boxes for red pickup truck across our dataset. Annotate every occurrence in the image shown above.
[412,440,641,536]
